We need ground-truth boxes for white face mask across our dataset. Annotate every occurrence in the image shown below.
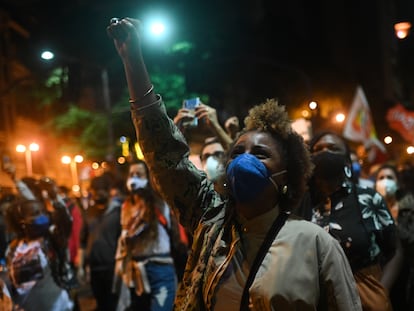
[126,177,148,192]
[376,179,397,197]
[203,156,224,182]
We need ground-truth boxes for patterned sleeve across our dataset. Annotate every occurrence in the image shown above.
[131,96,215,233]
[359,187,397,261]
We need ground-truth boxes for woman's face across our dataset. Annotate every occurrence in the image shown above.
[376,168,397,183]
[311,134,347,155]
[129,163,148,179]
[228,131,286,175]
[310,133,349,196]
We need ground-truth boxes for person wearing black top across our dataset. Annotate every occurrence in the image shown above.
[297,131,398,311]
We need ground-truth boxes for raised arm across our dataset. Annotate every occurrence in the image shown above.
[107,18,217,231]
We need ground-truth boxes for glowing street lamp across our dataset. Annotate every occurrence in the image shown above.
[335,113,346,123]
[394,22,412,39]
[61,155,84,192]
[309,101,318,110]
[16,143,39,176]
[150,22,166,36]
[384,136,393,145]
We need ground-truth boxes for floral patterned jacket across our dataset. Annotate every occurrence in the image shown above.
[131,96,362,310]
[308,181,397,271]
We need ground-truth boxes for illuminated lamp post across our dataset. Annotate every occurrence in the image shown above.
[61,155,84,192]
[16,143,39,176]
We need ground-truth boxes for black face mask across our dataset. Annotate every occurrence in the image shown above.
[311,151,347,182]
[23,214,50,239]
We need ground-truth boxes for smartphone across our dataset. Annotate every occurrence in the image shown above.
[182,97,200,128]
[1,155,11,171]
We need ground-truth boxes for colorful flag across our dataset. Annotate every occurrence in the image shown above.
[343,86,386,152]
[386,103,414,144]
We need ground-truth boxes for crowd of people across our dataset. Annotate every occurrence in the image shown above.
[0,16,413,311]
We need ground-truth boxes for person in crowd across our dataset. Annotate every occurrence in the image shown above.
[3,162,75,286]
[298,131,398,311]
[199,137,227,194]
[375,163,414,310]
[175,103,229,192]
[58,185,84,310]
[396,163,414,308]
[224,115,240,140]
[114,159,186,310]
[78,174,122,311]
[0,277,12,310]
[58,186,84,271]
[374,164,402,221]
[174,101,233,150]
[0,194,15,267]
[107,17,362,310]
[5,198,74,310]
[0,194,16,311]
[350,149,374,188]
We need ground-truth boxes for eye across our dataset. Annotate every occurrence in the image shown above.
[250,146,271,160]
[229,146,243,159]
[252,152,268,160]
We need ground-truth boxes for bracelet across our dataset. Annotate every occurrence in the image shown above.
[130,95,162,112]
[129,84,154,105]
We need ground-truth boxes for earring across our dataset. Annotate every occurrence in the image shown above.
[344,166,352,178]
[282,185,288,194]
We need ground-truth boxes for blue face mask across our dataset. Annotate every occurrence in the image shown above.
[226,153,286,203]
[352,162,361,179]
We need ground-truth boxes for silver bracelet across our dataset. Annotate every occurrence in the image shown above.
[131,94,161,111]
[129,84,154,105]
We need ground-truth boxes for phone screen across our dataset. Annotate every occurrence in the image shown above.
[2,155,11,171]
[182,97,200,127]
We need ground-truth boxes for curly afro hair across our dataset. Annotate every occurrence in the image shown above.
[241,98,313,210]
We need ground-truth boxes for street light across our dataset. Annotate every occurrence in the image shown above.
[61,154,84,192]
[16,143,39,176]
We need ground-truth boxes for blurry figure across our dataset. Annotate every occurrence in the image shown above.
[375,163,414,310]
[0,277,12,310]
[224,115,240,140]
[299,131,397,311]
[3,160,74,287]
[114,160,185,311]
[78,174,122,311]
[0,194,15,267]
[0,195,14,311]
[58,186,84,268]
[174,102,233,150]
[5,199,73,310]
[350,149,374,188]
[291,117,312,144]
[199,137,226,194]
[375,164,400,220]
[58,185,84,310]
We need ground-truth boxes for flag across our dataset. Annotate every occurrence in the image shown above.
[386,103,414,144]
[343,86,386,152]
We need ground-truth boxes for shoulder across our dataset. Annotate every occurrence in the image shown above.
[283,216,334,242]
[281,217,345,259]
